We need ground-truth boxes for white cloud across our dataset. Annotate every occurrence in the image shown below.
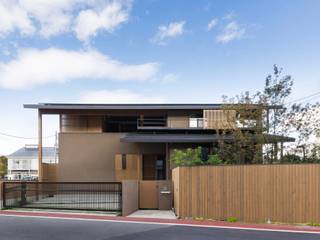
[223,11,236,20]
[0,1,35,36]
[161,73,179,83]
[216,21,246,43]
[0,0,132,42]
[207,18,218,31]
[0,48,159,89]
[151,21,185,45]
[74,0,131,43]
[80,89,165,103]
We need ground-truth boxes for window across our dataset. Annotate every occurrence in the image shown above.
[103,116,138,132]
[121,154,127,170]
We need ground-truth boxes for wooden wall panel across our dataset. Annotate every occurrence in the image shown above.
[203,110,236,129]
[42,163,58,182]
[172,167,180,216]
[115,154,142,181]
[167,116,189,128]
[61,115,102,133]
[172,164,320,223]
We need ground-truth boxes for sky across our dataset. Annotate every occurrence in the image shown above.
[0,0,320,155]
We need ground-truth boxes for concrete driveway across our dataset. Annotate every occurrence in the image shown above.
[0,215,319,240]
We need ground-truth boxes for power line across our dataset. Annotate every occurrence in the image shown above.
[285,90,320,105]
[0,132,55,140]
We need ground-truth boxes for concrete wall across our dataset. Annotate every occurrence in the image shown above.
[122,180,139,216]
[58,133,165,182]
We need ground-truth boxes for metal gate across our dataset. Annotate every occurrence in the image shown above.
[2,182,122,212]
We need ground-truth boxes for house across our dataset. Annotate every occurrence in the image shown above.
[6,144,57,180]
[23,103,294,210]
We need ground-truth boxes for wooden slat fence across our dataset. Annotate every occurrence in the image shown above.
[172,164,320,223]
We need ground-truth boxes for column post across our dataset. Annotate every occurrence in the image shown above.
[38,110,43,182]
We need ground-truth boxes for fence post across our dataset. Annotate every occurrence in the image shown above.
[20,182,27,207]
[1,182,4,209]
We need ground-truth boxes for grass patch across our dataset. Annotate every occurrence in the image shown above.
[226,217,238,223]
[307,222,320,227]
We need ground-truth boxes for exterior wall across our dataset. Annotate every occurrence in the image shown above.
[122,180,139,216]
[172,164,320,223]
[58,133,165,182]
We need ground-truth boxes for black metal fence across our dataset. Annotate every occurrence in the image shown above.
[2,182,122,212]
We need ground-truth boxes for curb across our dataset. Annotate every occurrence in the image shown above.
[1,210,320,234]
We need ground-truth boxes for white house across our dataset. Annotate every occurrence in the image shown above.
[6,144,57,180]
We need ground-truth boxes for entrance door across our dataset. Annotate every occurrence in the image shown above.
[139,181,158,209]
[139,154,168,209]
[142,154,166,180]
[139,180,173,209]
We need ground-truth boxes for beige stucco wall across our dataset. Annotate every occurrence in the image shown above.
[58,133,165,182]
[122,180,139,216]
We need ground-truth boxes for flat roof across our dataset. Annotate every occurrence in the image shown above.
[24,103,283,111]
[120,133,295,143]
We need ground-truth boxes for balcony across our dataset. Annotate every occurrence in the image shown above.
[137,117,206,129]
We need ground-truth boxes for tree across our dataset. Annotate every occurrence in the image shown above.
[170,147,223,166]
[220,65,294,164]
[261,65,293,136]
[0,156,7,178]
[221,65,320,164]
[171,147,203,166]
[283,102,320,146]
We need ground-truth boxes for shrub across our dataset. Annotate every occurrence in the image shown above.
[207,154,223,165]
[171,147,203,166]
[281,154,301,163]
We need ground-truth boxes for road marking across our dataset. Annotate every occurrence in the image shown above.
[0,213,320,235]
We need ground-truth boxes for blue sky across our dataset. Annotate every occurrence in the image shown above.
[0,0,320,154]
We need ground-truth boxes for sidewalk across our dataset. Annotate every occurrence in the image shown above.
[1,210,320,235]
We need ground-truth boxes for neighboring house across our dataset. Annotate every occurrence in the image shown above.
[6,144,57,180]
[24,103,294,209]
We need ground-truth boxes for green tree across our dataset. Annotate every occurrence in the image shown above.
[0,156,8,178]
[171,147,203,167]
[171,147,224,166]
[220,65,294,164]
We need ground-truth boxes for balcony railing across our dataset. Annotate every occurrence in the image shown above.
[137,118,167,129]
[137,118,207,129]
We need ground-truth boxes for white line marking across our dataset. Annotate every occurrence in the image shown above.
[0,214,319,235]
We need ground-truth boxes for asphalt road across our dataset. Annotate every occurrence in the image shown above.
[0,215,319,240]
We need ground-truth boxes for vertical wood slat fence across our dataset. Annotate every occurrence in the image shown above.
[172,164,320,223]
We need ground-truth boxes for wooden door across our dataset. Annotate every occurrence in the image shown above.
[139,181,158,209]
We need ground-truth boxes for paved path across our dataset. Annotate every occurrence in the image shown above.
[0,214,319,240]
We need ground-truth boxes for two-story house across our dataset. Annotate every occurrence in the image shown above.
[24,103,294,183]
[7,144,57,180]
[21,103,296,211]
